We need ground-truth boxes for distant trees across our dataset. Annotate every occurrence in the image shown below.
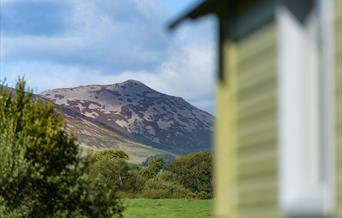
[85,147,212,201]
[0,80,123,218]
[88,150,145,196]
[141,154,175,167]
[89,149,213,199]
[139,157,164,179]
[141,174,193,199]
[168,152,213,198]
[91,150,129,161]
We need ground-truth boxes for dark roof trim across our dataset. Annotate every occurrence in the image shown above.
[168,0,222,30]
[169,0,315,30]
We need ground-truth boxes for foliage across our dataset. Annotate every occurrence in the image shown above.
[141,154,175,167]
[88,150,145,195]
[168,152,213,198]
[139,157,164,179]
[141,174,193,199]
[0,197,28,218]
[90,150,129,162]
[87,150,213,200]
[0,80,123,218]
[157,171,180,184]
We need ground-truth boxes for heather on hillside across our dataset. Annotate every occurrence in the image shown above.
[40,80,213,155]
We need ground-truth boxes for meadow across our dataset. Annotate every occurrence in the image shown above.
[123,199,213,218]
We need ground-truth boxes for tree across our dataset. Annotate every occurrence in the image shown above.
[139,157,164,179]
[89,150,145,196]
[167,152,213,198]
[141,154,175,167]
[141,175,193,199]
[90,150,129,162]
[0,79,123,217]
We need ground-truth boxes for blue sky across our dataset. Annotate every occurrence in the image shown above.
[0,0,216,113]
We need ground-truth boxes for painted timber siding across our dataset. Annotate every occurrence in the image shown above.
[215,42,239,218]
[336,0,342,217]
[236,22,279,218]
[215,15,278,218]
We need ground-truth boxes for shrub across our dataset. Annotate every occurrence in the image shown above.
[139,157,164,179]
[0,197,28,218]
[193,191,212,200]
[157,171,180,184]
[89,149,129,162]
[141,154,175,167]
[141,177,193,199]
[88,150,146,195]
[168,152,213,198]
[0,80,123,218]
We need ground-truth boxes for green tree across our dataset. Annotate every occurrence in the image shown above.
[167,152,213,198]
[0,80,123,218]
[141,170,194,199]
[90,150,129,162]
[89,150,145,195]
[139,157,164,179]
[141,176,193,199]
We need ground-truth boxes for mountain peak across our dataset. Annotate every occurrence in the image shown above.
[108,79,154,94]
[40,80,213,154]
[120,79,144,86]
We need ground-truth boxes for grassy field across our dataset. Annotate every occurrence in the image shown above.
[123,199,213,218]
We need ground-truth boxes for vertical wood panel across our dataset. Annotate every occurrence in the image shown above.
[215,42,240,218]
[236,22,280,218]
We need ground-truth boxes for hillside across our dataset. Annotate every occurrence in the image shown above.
[62,108,172,164]
[40,80,213,155]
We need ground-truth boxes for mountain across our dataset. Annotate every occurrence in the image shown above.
[40,80,214,156]
[60,105,173,164]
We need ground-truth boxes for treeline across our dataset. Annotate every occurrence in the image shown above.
[0,80,212,218]
[89,150,212,200]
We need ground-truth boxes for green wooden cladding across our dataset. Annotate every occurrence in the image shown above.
[336,0,342,217]
[236,22,279,218]
[211,0,341,217]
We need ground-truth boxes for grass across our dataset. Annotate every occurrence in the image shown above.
[123,199,213,218]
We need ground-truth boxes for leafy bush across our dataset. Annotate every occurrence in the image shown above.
[90,149,129,161]
[139,157,164,179]
[157,171,180,184]
[141,176,193,199]
[0,80,123,218]
[89,150,146,195]
[0,197,28,218]
[168,152,212,198]
[141,154,175,167]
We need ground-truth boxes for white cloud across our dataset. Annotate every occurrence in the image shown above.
[2,39,216,112]
[1,0,171,70]
[0,0,216,113]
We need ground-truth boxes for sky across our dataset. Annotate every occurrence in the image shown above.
[0,0,217,114]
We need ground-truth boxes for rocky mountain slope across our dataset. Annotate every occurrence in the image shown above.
[61,106,172,164]
[40,80,213,155]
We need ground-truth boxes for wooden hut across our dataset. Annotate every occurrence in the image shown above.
[170,0,341,217]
